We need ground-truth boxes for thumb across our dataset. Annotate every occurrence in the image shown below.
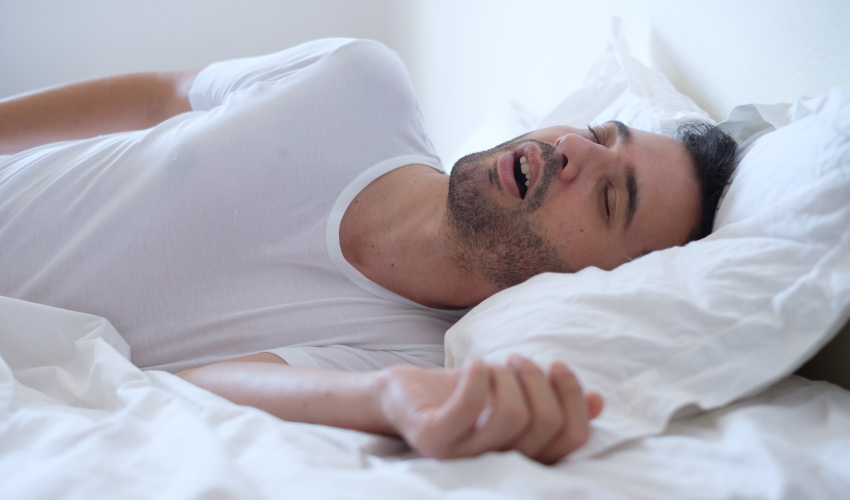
[585,391,604,420]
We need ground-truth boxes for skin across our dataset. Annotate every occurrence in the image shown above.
[1,67,699,464]
[342,122,701,309]
[185,122,700,463]
[180,352,604,464]
[445,123,701,285]
[0,71,197,155]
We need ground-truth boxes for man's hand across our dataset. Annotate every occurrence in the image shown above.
[377,356,603,464]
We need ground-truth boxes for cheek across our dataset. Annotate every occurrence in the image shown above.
[538,204,627,269]
[538,199,594,238]
[538,205,590,251]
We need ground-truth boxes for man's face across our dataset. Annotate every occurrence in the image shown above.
[447,121,700,290]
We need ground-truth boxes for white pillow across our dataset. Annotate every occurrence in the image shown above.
[444,36,850,458]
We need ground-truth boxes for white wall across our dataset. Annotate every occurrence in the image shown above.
[4,0,850,164]
[399,0,850,163]
[0,0,398,95]
[395,0,651,163]
[2,0,646,163]
[645,0,850,120]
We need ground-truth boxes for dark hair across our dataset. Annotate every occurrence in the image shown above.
[675,121,739,241]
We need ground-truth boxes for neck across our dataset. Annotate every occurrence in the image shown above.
[339,164,496,309]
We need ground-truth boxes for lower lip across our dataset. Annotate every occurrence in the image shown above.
[497,153,522,199]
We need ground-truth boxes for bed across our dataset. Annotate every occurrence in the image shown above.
[3,16,850,500]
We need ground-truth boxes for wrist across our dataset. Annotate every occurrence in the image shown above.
[371,365,403,436]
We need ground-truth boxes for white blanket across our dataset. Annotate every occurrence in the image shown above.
[2,295,849,499]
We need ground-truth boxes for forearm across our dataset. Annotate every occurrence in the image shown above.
[177,355,603,463]
[177,361,395,436]
[0,70,197,155]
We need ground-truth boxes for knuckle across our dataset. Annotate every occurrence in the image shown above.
[518,359,547,381]
[557,371,582,395]
[538,452,563,466]
[491,364,511,379]
[418,444,449,460]
[536,408,564,434]
[450,391,478,414]
[513,356,536,373]
[564,425,590,451]
[508,406,531,430]
[408,422,433,447]
[410,425,448,459]
[534,441,568,465]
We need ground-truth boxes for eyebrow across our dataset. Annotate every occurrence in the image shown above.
[608,120,632,143]
[625,166,638,231]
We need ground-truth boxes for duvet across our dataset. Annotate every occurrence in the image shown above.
[2,296,849,500]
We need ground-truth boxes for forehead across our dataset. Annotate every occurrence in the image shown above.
[624,127,700,252]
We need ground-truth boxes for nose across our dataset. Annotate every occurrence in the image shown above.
[554,132,610,183]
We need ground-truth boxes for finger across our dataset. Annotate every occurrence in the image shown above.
[535,361,592,464]
[586,391,604,420]
[420,358,490,456]
[505,356,564,458]
[453,363,530,457]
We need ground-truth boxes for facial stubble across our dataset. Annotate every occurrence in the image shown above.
[446,139,575,291]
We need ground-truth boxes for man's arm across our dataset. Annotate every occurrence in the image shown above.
[0,70,199,155]
[177,353,604,464]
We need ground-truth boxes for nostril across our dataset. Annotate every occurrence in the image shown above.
[556,153,576,183]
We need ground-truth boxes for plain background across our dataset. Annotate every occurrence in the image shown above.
[3,0,849,162]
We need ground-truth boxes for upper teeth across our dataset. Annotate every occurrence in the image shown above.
[520,156,530,186]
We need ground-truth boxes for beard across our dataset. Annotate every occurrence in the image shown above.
[446,137,574,291]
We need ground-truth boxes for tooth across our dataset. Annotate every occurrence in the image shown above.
[519,156,528,164]
[520,163,530,174]
[525,180,529,187]
[525,173,531,180]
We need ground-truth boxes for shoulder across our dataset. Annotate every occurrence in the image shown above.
[190,38,406,111]
[315,39,420,113]
[323,38,403,64]
[321,39,410,82]
[272,38,399,64]
[252,38,413,96]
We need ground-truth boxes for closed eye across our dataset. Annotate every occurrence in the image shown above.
[604,184,611,218]
[587,124,601,144]
[587,124,610,146]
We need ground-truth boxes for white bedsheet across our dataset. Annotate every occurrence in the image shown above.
[2,295,849,499]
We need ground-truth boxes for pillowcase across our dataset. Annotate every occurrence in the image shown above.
[443,25,850,458]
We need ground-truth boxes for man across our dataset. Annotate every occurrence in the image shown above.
[0,39,737,463]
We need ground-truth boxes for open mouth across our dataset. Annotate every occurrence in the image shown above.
[513,155,530,199]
